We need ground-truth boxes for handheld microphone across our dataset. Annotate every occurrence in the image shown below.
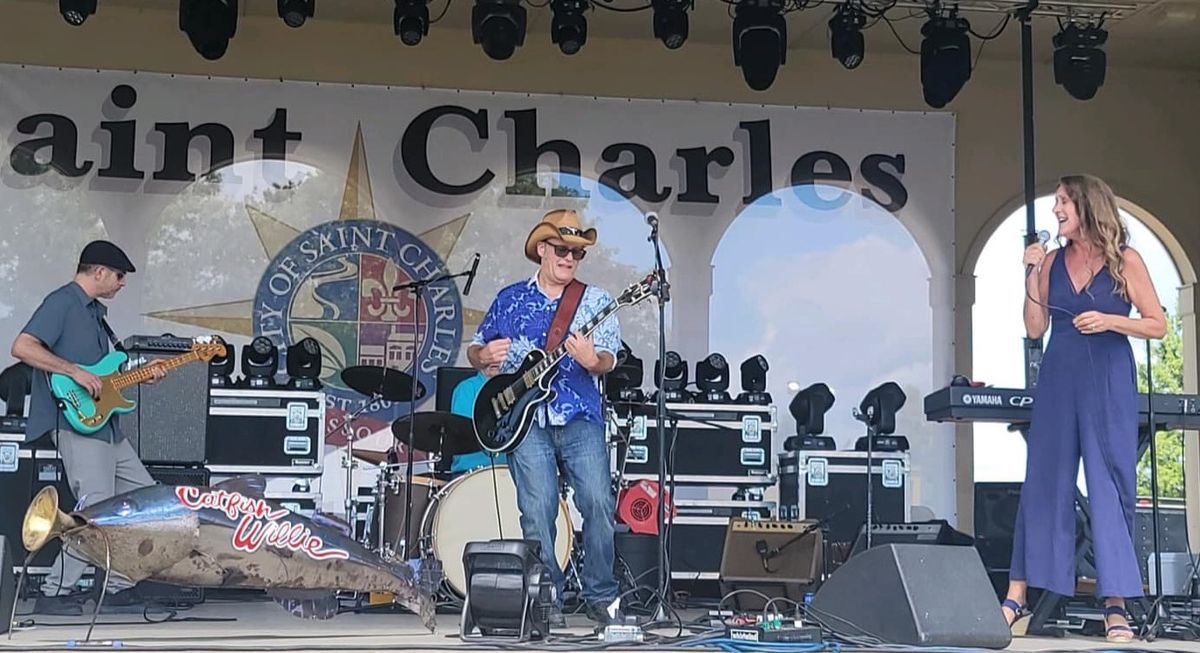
[463,253,480,296]
[1026,230,1050,275]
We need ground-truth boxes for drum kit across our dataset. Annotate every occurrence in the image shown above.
[335,364,573,599]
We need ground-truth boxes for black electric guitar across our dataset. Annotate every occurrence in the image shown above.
[473,274,658,454]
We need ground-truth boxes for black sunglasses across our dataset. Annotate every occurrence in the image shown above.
[548,244,587,261]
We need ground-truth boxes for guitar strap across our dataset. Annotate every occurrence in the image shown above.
[99,317,124,351]
[546,280,587,351]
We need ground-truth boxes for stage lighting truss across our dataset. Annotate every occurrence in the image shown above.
[286,337,323,390]
[278,0,314,28]
[1053,18,1107,100]
[180,0,238,60]
[395,0,430,45]
[242,336,279,388]
[472,0,527,60]
[652,0,691,49]
[696,353,731,403]
[732,0,787,91]
[829,2,867,69]
[60,0,96,26]
[551,0,589,55]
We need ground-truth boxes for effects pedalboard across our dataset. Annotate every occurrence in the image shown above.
[711,611,824,643]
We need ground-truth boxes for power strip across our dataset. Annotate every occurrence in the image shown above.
[600,624,645,643]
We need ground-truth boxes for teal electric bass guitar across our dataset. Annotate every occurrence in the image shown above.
[50,338,225,435]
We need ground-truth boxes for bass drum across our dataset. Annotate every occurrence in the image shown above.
[423,464,572,596]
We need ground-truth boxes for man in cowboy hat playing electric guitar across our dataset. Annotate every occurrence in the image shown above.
[467,209,622,627]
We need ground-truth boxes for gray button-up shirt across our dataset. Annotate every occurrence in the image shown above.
[21,281,121,443]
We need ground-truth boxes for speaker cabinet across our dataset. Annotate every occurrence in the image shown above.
[848,520,973,558]
[122,349,209,465]
[973,482,1021,572]
[0,536,14,635]
[810,544,1011,649]
[719,519,822,611]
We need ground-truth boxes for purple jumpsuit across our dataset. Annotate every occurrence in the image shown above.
[1010,249,1143,598]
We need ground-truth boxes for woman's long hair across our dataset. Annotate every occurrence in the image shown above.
[1058,174,1129,300]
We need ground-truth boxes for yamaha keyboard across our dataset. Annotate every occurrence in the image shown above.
[924,385,1200,430]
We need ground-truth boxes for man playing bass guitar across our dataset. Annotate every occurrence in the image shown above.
[10,240,165,615]
[467,209,622,627]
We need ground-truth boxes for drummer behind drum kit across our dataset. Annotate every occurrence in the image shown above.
[335,365,572,600]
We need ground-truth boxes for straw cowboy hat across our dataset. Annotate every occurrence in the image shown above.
[523,209,598,264]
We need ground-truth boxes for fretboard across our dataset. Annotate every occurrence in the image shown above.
[111,351,201,389]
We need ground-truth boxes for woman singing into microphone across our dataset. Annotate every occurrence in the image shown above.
[1002,175,1166,642]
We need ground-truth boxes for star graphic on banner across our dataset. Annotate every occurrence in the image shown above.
[145,124,486,343]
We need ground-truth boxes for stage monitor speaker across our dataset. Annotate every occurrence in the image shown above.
[973,482,1021,572]
[848,520,973,558]
[810,544,1010,649]
[719,519,822,611]
[0,536,13,635]
[122,349,209,465]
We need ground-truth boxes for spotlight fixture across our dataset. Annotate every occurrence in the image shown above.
[606,342,645,403]
[472,0,526,60]
[286,337,323,390]
[653,350,690,403]
[461,539,555,641]
[180,0,238,61]
[652,0,690,49]
[736,355,771,405]
[242,336,278,388]
[551,0,588,55]
[208,337,234,387]
[919,10,971,108]
[696,353,731,403]
[59,0,96,26]
[784,382,836,451]
[277,0,313,28]
[732,0,787,91]
[1053,20,1107,100]
[394,0,430,45]
[853,381,909,451]
[829,3,866,69]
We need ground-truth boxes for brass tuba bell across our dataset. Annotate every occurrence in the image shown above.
[22,486,79,552]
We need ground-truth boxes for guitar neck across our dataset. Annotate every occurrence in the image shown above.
[110,351,201,389]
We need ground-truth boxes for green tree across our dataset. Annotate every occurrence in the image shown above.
[1136,312,1186,498]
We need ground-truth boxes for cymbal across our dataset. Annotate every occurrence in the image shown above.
[391,412,478,456]
[351,449,393,466]
[340,366,427,402]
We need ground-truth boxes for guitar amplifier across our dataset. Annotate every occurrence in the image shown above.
[206,389,325,473]
[122,341,210,465]
[612,403,775,485]
[0,435,73,573]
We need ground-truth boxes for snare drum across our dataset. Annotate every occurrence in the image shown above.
[421,464,573,596]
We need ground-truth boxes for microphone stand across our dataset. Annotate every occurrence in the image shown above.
[648,217,671,619]
[393,263,478,559]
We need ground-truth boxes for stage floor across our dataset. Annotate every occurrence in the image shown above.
[4,597,1200,652]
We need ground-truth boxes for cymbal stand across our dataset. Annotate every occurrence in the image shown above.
[393,260,477,559]
[338,397,384,526]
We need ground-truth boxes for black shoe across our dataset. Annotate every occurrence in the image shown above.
[33,593,86,616]
[585,600,623,626]
[97,588,146,613]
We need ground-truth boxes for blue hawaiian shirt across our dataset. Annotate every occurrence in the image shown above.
[472,276,620,426]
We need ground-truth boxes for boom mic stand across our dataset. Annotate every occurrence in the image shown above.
[393,254,480,559]
[647,213,671,619]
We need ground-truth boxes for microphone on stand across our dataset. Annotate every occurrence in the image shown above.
[645,212,659,240]
[1026,230,1050,275]
[463,253,480,296]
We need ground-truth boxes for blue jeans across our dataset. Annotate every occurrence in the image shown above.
[508,418,617,606]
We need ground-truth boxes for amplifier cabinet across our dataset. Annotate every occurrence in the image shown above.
[122,347,210,465]
[612,402,775,485]
[778,450,911,548]
[0,435,73,573]
[206,389,325,473]
[210,474,320,517]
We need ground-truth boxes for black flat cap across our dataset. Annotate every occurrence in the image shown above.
[79,240,136,273]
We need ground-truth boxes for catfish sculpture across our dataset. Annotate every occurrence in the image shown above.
[21,477,437,629]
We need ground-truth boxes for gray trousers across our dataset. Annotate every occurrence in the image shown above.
[41,430,155,597]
